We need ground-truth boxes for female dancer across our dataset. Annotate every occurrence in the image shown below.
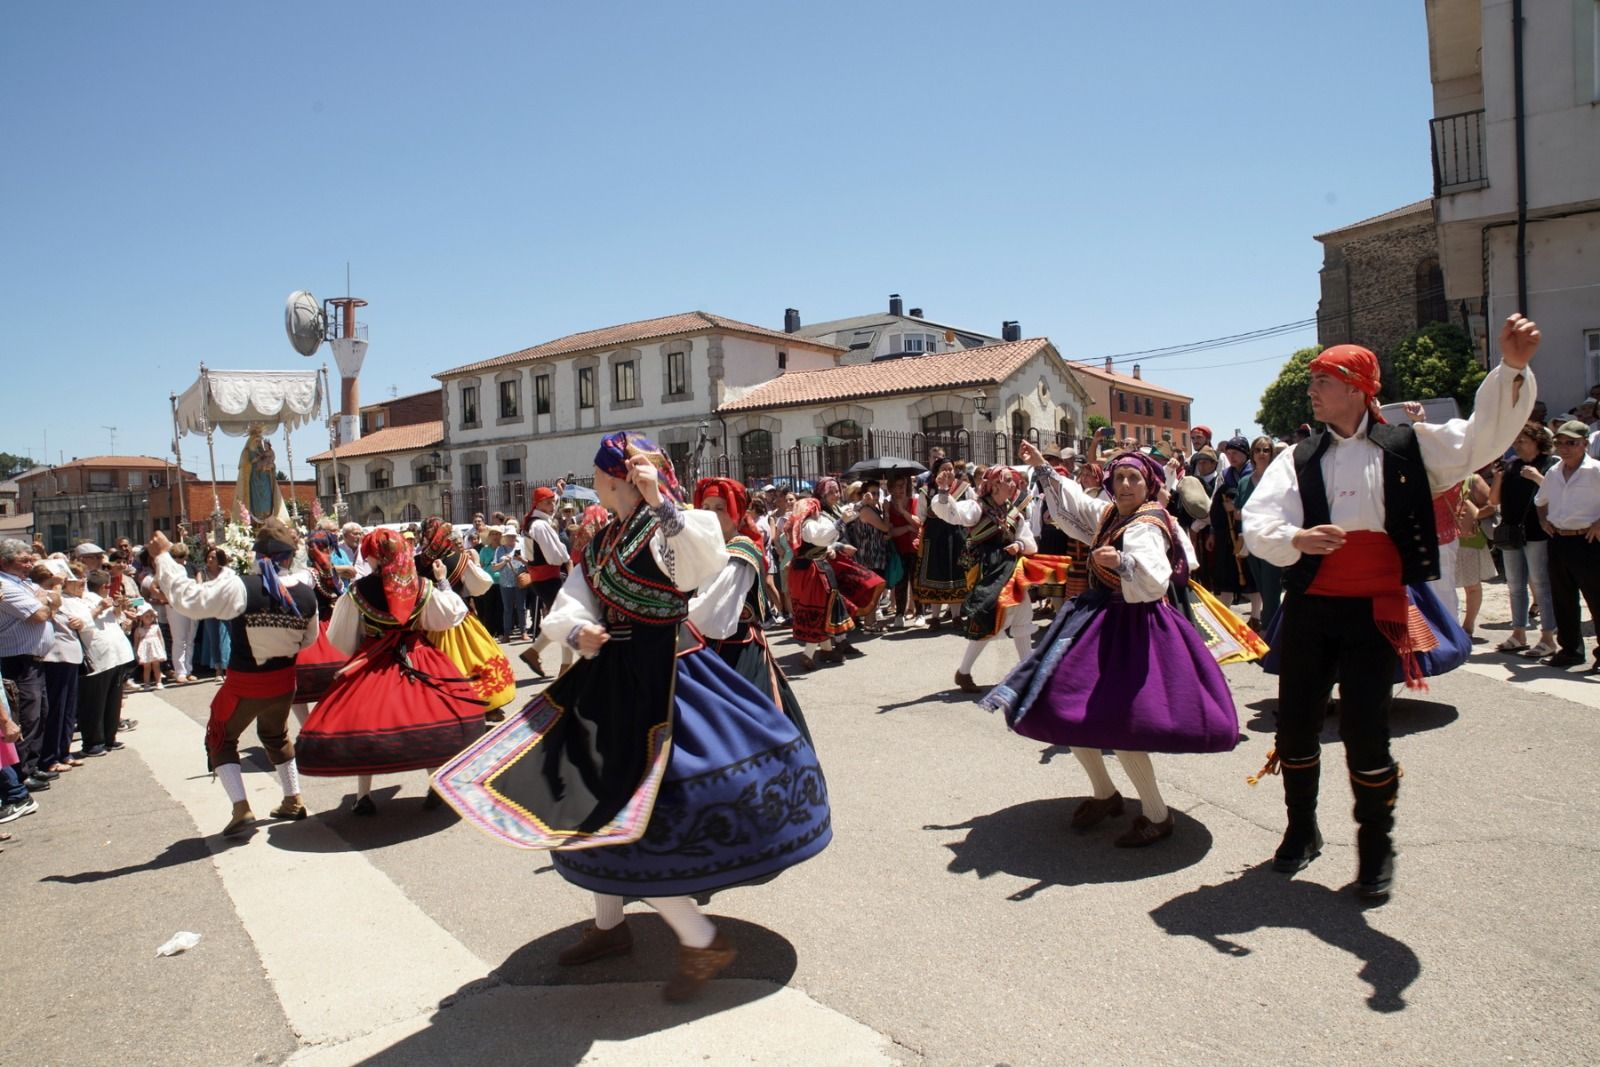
[984,443,1240,847]
[816,477,887,629]
[786,494,856,670]
[296,528,485,814]
[434,433,829,1003]
[913,459,975,625]
[414,517,516,719]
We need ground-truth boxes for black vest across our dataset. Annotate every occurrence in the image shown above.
[226,575,317,673]
[1283,423,1440,592]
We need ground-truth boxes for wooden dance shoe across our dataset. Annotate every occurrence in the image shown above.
[1114,813,1174,847]
[270,796,308,821]
[1070,791,1125,830]
[557,920,634,966]
[221,801,255,837]
[662,932,737,1003]
[953,671,982,693]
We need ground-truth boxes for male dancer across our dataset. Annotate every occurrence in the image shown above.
[1242,315,1539,899]
[150,519,319,835]
[522,486,572,677]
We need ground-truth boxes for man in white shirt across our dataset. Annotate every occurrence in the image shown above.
[522,487,571,676]
[1533,420,1600,670]
[1242,315,1540,900]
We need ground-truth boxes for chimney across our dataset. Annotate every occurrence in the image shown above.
[1104,356,1114,373]
[783,308,801,334]
[889,293,904,317]
[1001,321,1021,343]
[1132,363,1142,379]
[909,307,923,318]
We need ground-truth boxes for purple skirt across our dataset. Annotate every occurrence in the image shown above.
[983,588,1239,754]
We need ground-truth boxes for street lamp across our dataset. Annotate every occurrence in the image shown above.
[971,390,995,422]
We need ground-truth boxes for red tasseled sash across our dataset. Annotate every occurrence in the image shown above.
[205,666,298,755]
[1305,531,1437,689]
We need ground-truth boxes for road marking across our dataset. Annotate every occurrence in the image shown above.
[130,691,489,1045]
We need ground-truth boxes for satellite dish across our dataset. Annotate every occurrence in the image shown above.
[285,290,326,357]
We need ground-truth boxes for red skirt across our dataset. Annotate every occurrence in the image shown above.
[789,559,854,646]
[297,631,486,776]
[830,555,886,616]
[294,618,348,706]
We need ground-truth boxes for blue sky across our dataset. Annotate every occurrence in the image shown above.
[2,1,1435,476]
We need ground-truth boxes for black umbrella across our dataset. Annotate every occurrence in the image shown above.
[843,456,928,478]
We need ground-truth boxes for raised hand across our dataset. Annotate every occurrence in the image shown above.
[1498,314,1541,369]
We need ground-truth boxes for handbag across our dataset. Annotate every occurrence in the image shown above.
[515,569,534,589]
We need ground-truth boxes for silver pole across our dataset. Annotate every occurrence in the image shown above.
[282,423,299,526]
[169,392,188,533]
[199,363,224,536]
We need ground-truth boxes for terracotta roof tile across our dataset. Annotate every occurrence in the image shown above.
[15,456,175,480]
[307,421,443,463]
[718,338,1059,413]
[1062,361,1192,402]
[438,311,843,378]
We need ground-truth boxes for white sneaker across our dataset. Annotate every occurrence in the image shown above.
[155,681,165,690]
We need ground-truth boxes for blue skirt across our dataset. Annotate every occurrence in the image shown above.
[1258,582,1471,682]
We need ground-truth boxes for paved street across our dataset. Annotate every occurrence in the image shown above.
[4,582,1597,1067]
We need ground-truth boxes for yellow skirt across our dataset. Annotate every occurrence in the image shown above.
[428,614,517,712]
[1188,581,1269,666]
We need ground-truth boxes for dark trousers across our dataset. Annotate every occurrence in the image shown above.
[0,655,45,779]
[529,577,563,636]
[40,661,81,767]
[1547,535,1600,659]
[1274,592,1400,775]
[476,586,503,637]
[78,665,130,751]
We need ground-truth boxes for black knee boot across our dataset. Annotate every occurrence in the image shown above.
[1273,752,1323,873]
[1351,764,1401,899]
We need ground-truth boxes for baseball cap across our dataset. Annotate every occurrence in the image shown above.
[74,542,106,556]
[1554,420,1590,440]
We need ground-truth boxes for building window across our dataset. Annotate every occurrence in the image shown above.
[1163,400,1172,420]
[612,360,638,405]
[777,350,787,370]
[824,419,864,473]
[1180,404,1189,422]
[89,473,115,492]
[578,367,595,410]
[465,463,485,490]
[1117,392,1127,413]
[666,350,688,397]
[461,385,479,426]
[501,457,521,478]
[1585,328,1600,386]
[1146,427,1155,444]
[665,441,693,476]
[921,410,962,435]
[371,467,391,490]
[416,463,438,484]
[1010,410,1031,439]
[1058,416,1075,443]
[739,429,773,483]
[128,471,144,488]
[1416,257,1448,326]
[1118,424,1127,440]
[498,380,519,419]
[535,375,551,415]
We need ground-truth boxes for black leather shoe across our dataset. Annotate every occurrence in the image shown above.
[1540,651,1585,668]
[352,795,377,816]
[24,775,52,791]
[34,768,60,781]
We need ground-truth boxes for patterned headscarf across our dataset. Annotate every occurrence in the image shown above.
[980,465,1027,499]
[594,430,683,502]
[1309,343,1386,423]
[787,497,822,551]
[1102,451,1167,502]
[361,527,419,623]
[568,504,612,559]
[414,516,455,565]
[816,477,841,500]
[694,478,761,545]
[305,529,345,600]
[253,518,301,616]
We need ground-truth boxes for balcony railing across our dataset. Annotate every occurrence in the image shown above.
[1430,109,1487,195]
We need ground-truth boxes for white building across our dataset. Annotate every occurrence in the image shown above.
[785,294,1004,366]
[716,338,1092,484]
[306,420,446,526]
[432,311,842,515]
[1426,0,1600,407]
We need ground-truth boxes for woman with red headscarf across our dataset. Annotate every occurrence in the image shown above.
[688,478,808,735]
[414,517,516,720]
[984,442,1241,849]
[290,527,352,727]
[786,488,859,669]
[295,527,486,815]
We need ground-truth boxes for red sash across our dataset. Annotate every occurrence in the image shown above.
[526,563,563,582]
[1305,531,1437,688]
[205,666,297,755]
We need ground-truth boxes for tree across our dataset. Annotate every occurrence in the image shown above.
[0,452,36,479]
[1387,323,1484,414]
[1086,414,1111,433]
[1256,345,1321,438]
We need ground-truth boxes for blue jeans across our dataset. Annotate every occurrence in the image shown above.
[500,585,527,636]
[0,766,27,804]
[1501,539,1552,632]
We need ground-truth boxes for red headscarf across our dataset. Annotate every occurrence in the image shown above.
[414,516,454,564]
[787,497,822,551]
[531,486,556,508]
[694,478,761,546]
[568,504,612,560]
[1309,344,1385,422]
[361,528,419,623]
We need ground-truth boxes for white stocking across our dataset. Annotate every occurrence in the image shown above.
[216,763,247,804]
[1115,750,1168,823]
[356,774,373,799]
[593,892,625,931]
[958,639,986,675]
[1071,748,1117,799]
[275,759,301,798]
[646,895,716,949]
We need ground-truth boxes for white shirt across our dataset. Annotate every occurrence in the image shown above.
[929,493,1039,555]
[79,591,135,674]
[1534,453,1600,529]
[1035,467,1172,603]
[688,554,760,640]
[523,513,568,568]
[1241,363,1534,568]
[538,508,727,653]
[154,554,319,666]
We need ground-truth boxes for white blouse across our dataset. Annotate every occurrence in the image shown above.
[687,555,759,640]
[1035,466,1172,604]
[326,582,469,657]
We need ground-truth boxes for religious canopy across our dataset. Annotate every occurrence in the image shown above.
[174,368,323,438]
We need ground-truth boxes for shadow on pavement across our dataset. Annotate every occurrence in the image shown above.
[875,689,984,713]
[1244,698,1459,738]
[349,915,796,1066]
[1149,864,1421,1013]
[924,797,1213,900]
[39,833,231,884]
[264,786,459,853]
